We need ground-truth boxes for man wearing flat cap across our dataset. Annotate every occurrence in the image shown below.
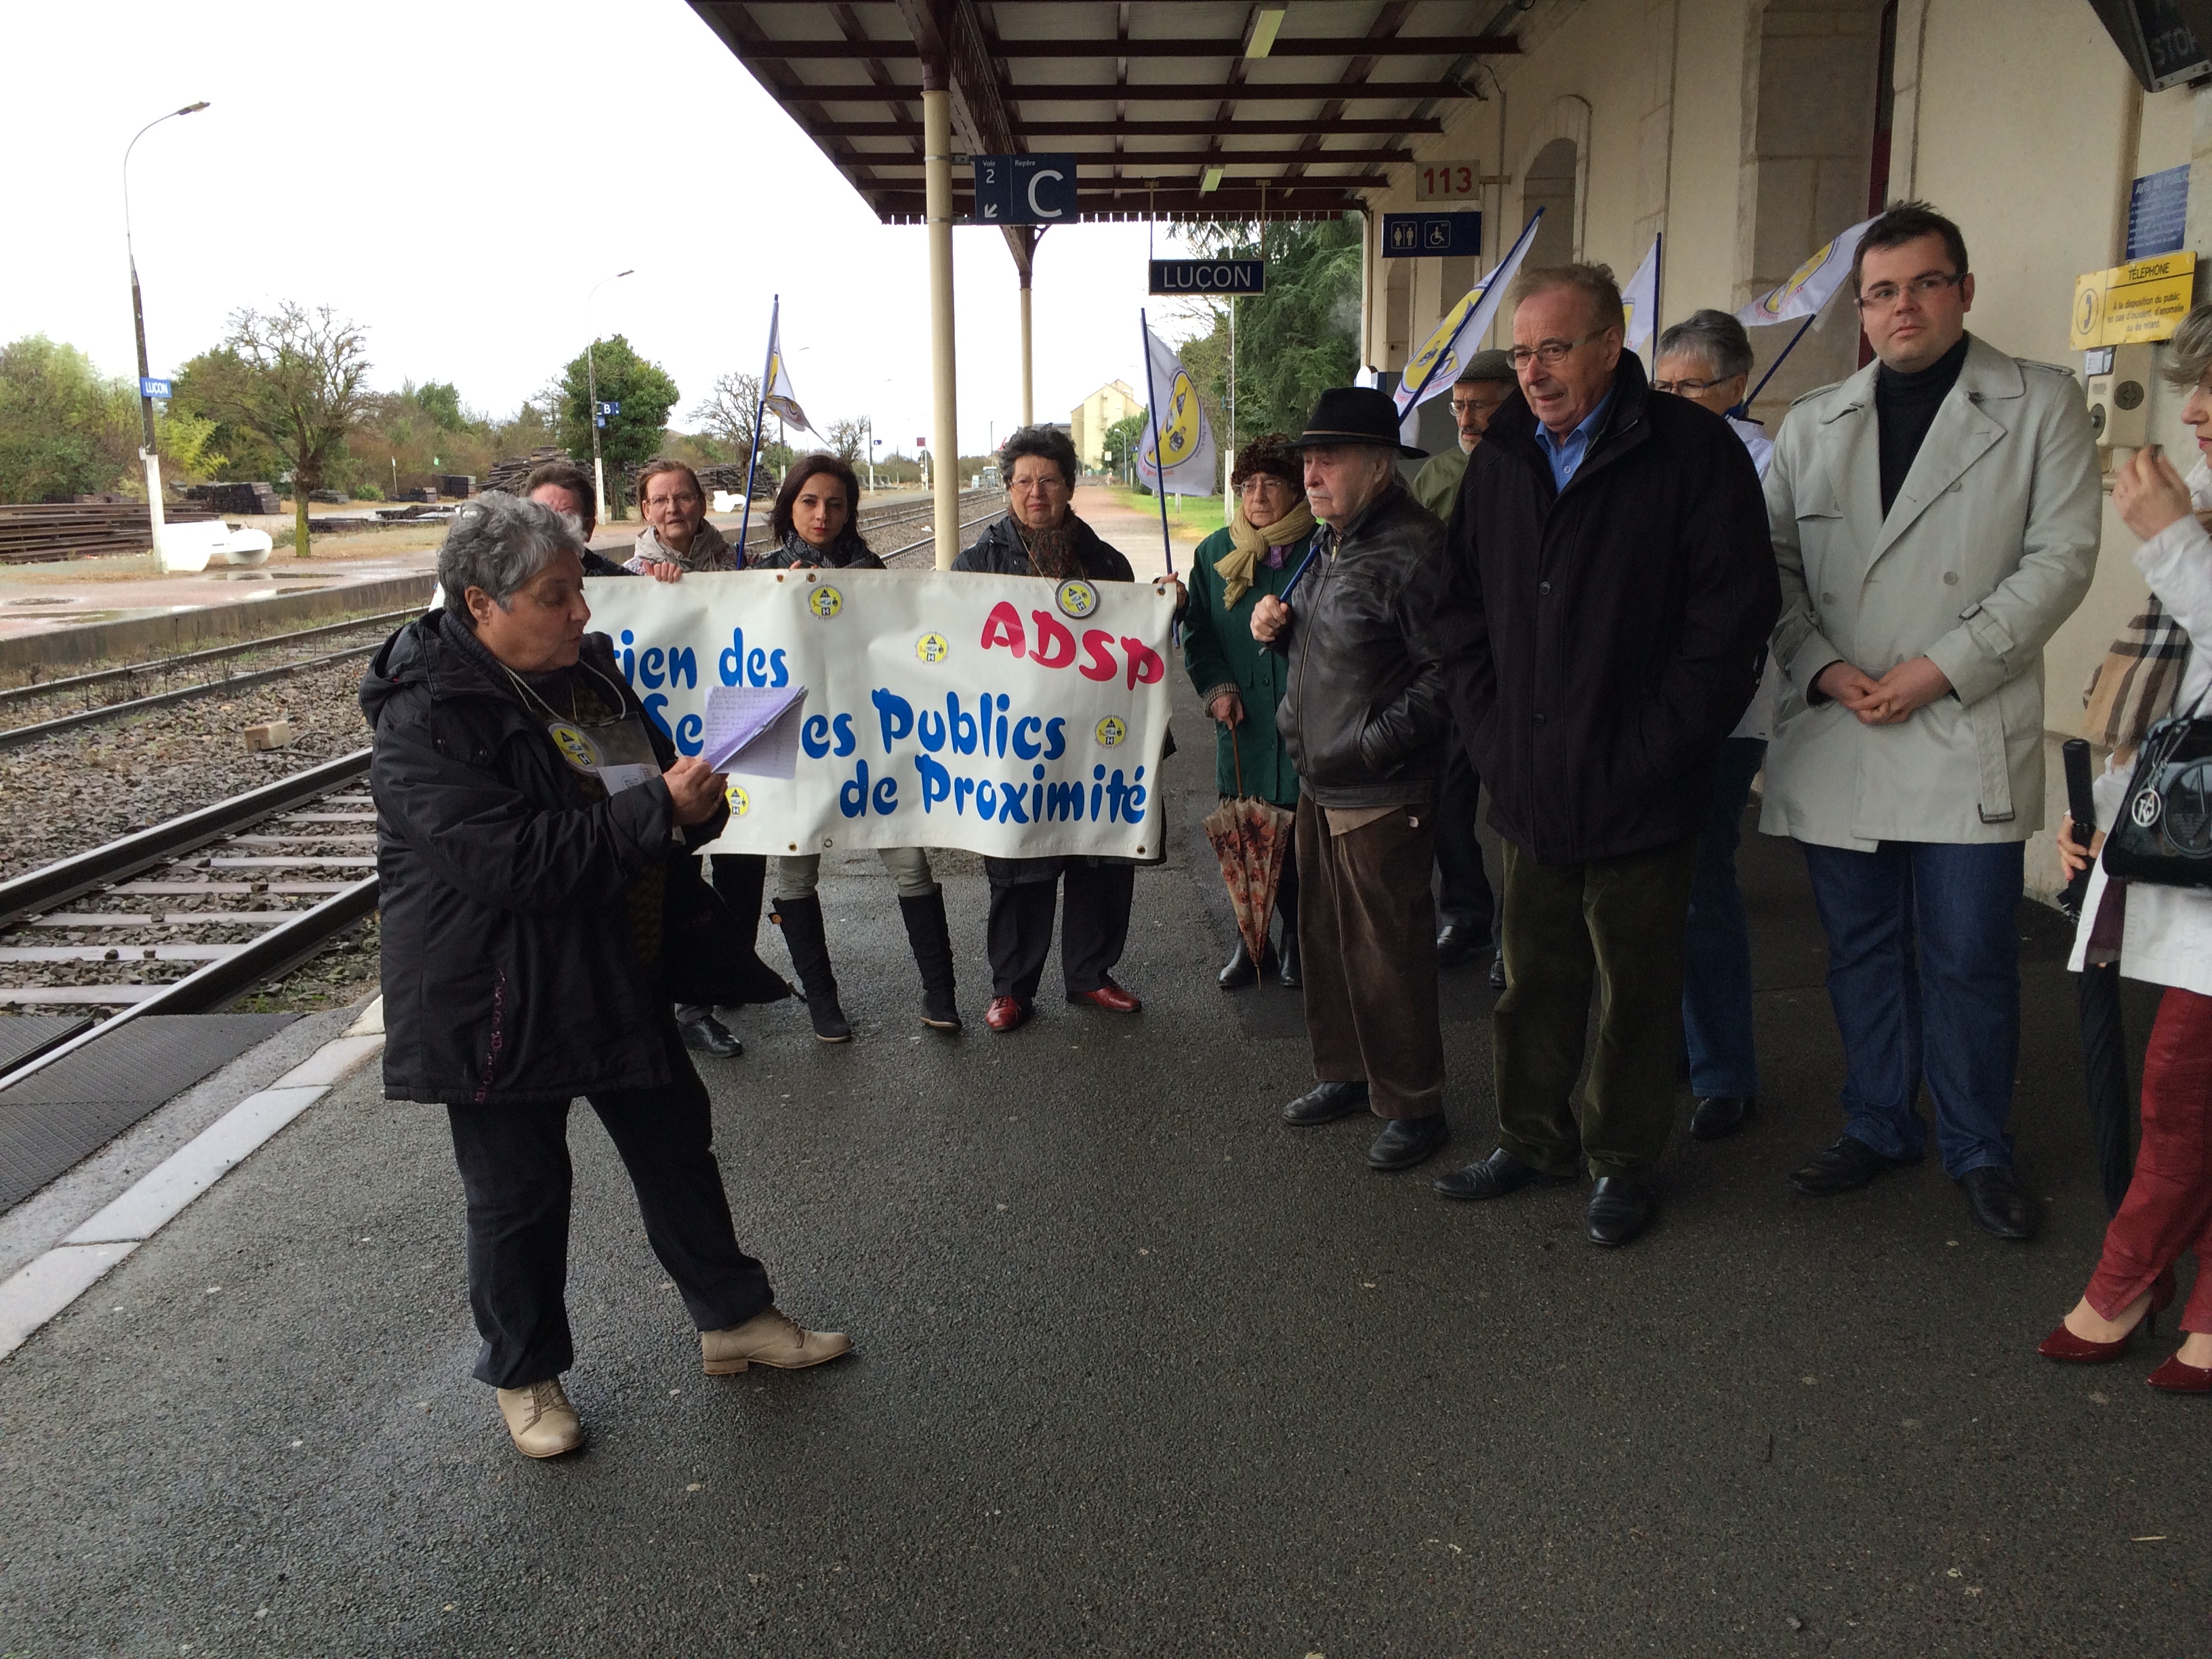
[1430,262,1780,1246]
[1250,387,1452,1174]
[1413,349,1519,520]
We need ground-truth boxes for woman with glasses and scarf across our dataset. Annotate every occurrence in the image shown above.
[953,424,1146,1033]
[1182,432,1315,989]
[752,453,963,1038]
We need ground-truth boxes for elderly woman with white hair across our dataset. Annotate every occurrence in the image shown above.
[361,492,850,1460]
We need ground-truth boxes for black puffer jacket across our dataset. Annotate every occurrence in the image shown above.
[1271,483,1449,808]
[953,512,1134,582]
[361,611,728,1106]
[1436,353,1780,864]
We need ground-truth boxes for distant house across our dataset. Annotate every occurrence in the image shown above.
[1068,380,1142,473]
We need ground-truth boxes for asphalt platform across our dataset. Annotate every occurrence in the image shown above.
[0,663,2203,1658]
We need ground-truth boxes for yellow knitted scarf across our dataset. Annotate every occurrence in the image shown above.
[1215,499,1316,607]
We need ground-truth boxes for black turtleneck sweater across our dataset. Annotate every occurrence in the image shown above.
[1875,333,1969,516]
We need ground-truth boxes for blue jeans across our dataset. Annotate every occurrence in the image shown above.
[1798,839,2023,1177]
[1683,737,1767,1099]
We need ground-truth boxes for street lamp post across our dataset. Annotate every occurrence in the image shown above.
[124,100,209,573]
[585,268,634,525]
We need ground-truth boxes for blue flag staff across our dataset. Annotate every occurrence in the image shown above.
[1136,308,1178,578]
[736,295,780,554]
[1731,310,1820,422]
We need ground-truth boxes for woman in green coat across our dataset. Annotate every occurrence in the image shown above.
[1182,432,1317,990]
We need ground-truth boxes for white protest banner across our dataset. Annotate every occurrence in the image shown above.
[1392,209,1544,418]
[583,568,1177,860]
[1620,234,1660,352]
[1736,213,1879,328]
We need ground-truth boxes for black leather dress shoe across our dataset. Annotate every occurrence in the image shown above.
[1277,929,1301,989]
[1218,939,1268,991]
[1585,1174,1656,1246]
[1960,1165,2038,1242]
[678,1013,742,1058]
[1432,1145,1574,1201]
[1487,951,1507,990]
[1689,1095,1754,1141]
[1368,1113,1449,1172]
[1788,1134,1914,1195]
[1435,923,1480,968]
[1281,1079,1369,1126]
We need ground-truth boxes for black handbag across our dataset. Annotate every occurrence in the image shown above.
[2101,687,2212,890]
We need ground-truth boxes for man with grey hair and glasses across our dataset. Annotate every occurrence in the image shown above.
[1430,262,1779,1248]
[1652,308,1780,1145]
[1759,200,2100,1242]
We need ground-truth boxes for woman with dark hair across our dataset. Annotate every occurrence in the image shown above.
[2044,302,2212,1392]
[953,424,1147,1033]
[1183,432,1315,988]
[747,453,963,1038]
[361,492,849,1460]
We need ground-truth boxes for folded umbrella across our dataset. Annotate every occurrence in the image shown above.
[1202,735,1294,966]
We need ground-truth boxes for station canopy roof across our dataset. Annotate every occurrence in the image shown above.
[688,2,1524,224]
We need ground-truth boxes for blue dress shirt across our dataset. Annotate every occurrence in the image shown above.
[1542,388,1614,491]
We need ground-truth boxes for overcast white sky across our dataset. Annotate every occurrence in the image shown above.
[0,0,1212,456]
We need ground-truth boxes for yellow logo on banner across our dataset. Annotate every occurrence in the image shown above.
[726,783,750,817]
[1057,579,1099,619]
[1095,716,1126,747]
[916,631,950,663]
[1402,291,1479,398]
[548,723,598,773]
[809,586,843,618]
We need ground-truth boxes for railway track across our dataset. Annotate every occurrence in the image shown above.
[0,491,1005,747]
[0,751,379,1091]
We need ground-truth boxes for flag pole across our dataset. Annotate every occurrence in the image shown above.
[1648,230,1662,370]
[737,295,778,556]
[1137,308,1176,576]
[1736,310,1819,418]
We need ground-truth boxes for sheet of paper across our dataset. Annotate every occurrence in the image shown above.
[726,697,806,781]
[700,683,808,772]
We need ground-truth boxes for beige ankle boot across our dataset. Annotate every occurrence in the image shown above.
[701,1307,853,1374]
[496,1377,583,1458]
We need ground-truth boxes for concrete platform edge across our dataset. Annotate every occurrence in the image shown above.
[1,573,433,675]
[0,1000,386,1363]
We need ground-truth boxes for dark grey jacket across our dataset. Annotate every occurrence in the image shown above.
[1271,483,1449,808]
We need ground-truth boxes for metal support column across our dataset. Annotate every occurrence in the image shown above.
[925,85,960,569]
[1004,225,1040,428]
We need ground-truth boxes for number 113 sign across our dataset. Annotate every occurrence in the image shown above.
[1414,161,1481,202]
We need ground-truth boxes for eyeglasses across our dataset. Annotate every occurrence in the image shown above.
[645,491,701,509]
[1853,271,1967,311]
[1010,476,1067,494]
[1652,375,1731,395]
[1508,332,1603,371]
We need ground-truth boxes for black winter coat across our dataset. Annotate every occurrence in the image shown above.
[952,512,1134,583]
[1271,483,1449,808]
[1436,354,1780,864]
[361,612,729,1105]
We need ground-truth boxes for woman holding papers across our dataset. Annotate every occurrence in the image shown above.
[361,492,851,1460]
[954,426,1145,1034]
[1182,433,1313,990]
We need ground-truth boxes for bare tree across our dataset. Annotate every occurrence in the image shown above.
[823,416,867,466]
[188,303,371,556]
[689,371,762,459]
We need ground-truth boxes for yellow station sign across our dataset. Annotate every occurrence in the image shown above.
[2071,251,2198,348]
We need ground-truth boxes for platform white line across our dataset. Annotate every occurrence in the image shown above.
[0,998,385,1364]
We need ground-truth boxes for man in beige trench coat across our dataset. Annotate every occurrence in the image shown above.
[1759,201,2102,1242]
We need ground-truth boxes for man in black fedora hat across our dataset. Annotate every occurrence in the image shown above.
[1250,386,1452,1174]
[1429,262,1780,1246]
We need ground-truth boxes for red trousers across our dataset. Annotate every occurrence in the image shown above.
[2087,986,2212,1330]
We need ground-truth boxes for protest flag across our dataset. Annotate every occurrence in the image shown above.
[1732,212,1883,413]
[1621,234,1660,354]
[737,295,816,552]
[1393,209,1544,419]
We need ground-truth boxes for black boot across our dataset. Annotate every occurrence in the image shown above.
[1218,937,1269,990]
[773,893,852,1042]
[1277,918,1300,988]
[898,890,963,1031]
